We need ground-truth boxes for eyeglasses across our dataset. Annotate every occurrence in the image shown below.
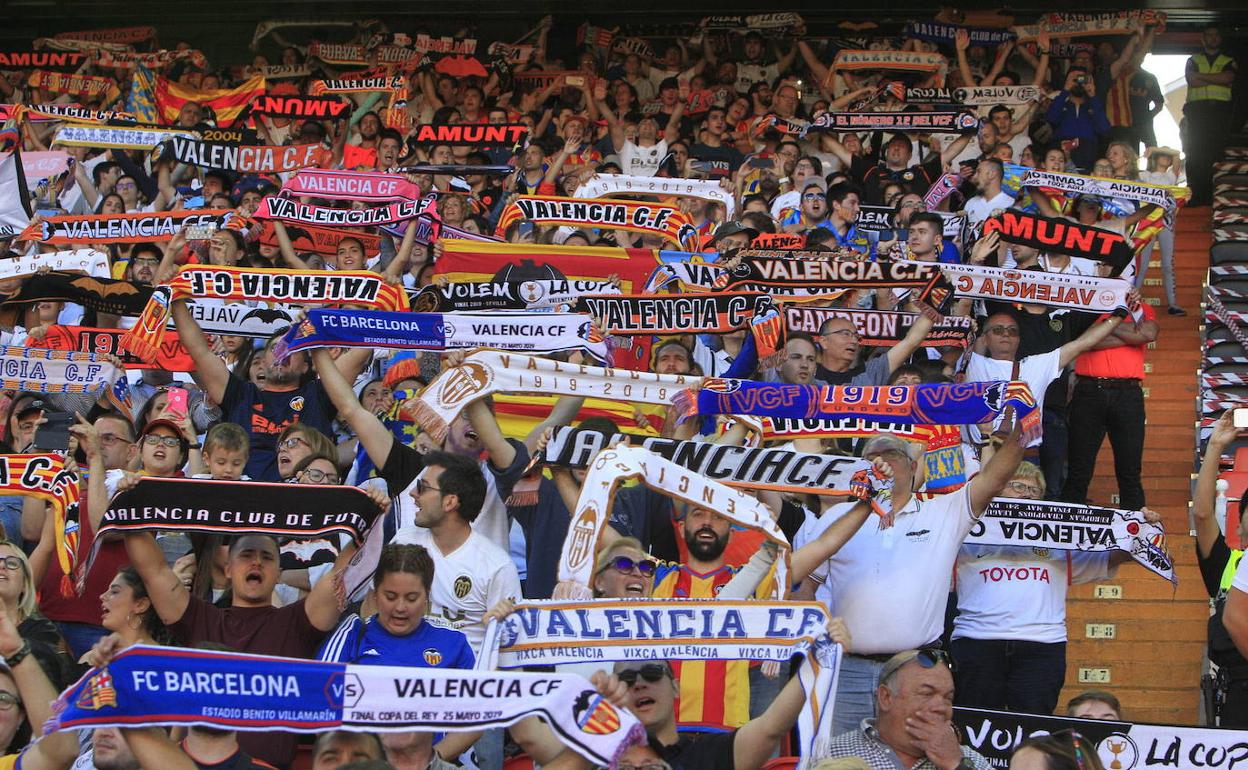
[607,556,657,577]
[278,436,309,451]
[802,192,825,200]
[131,257,160,266]
[416,478,442,496]
[617,664,670,686]
[619,764,672,770]
[1006,480,1043,497]
[985,325,1019,336]
[143,435,181,448]
[824,329,862,340]
[880,648,954,684]
[0,557,20,572]
[300,467,340,485]
[0,692,21,711]
[115,182,136,190]
[99,433,133,446]
[900,200,923,208]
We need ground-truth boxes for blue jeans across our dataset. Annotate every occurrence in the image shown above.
[834,655,887,735]
[55,621,108,659]
[950,637,1067,714]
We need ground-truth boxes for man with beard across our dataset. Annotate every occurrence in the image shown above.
[124,243,162,285]
[172,300,372,481]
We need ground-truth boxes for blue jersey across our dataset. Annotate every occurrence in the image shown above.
[318,614,476,669]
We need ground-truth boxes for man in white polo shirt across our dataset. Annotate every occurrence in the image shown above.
[797,423,1025,734]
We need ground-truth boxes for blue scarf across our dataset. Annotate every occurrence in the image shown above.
[51,645,642,766]
[678,378,1040,434]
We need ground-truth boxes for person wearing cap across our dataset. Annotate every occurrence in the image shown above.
[708,220,758,253]
[824,649,992,770]
[780,177,831,233]
[823,131,972,205]
[798,420,1026,734]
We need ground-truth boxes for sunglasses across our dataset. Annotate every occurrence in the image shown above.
[416,477,442,496]
[607,556,657,577]
[617,664,670,686]
[986,325,1019,336]
[881,647,954,683]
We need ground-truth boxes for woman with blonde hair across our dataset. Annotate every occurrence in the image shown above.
[1105,141,1140,180]
[1137,147,1184,315]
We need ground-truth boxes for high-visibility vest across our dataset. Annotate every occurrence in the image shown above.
[1221,549,1245,594]
[1190,53,1234,103]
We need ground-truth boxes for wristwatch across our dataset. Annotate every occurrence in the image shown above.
[954,760,976,770]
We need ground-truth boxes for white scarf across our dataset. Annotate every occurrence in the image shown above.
[54,123,198,150]
[554,445,789,600]
[932,262,1132,313]
[575,174,737,219]
[0,249,110,279]
[1021,169,1183,213]
[953,85,1045,106]
[0,345,119,396]
[410,350,700,444]
[481,599,841,769]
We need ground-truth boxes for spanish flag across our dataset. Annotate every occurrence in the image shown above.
[154,75,265,127]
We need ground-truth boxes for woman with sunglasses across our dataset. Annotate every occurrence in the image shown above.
[1010,731,1107,770]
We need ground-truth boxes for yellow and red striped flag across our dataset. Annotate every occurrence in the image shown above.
[154,75,265,127]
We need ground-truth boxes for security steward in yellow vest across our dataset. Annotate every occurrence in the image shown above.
[1196,411,1248,726]
[1184,25,1237,206]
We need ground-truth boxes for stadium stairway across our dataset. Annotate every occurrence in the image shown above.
[1059,203,1209,724]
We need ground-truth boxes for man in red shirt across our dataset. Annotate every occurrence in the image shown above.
[1060,300,1159,510]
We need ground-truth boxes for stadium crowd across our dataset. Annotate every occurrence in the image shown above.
[0,8,1234,770]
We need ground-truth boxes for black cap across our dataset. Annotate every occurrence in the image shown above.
[711,220,759,244]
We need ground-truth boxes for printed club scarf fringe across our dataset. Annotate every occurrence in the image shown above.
[482,599,840,769]
[555,446,789,600]
[409,280,620,313]
[967,498,1175,583]
[277,309,610,361]
[120,265,409,362]
[934,261,1132,312]
[0,455,79,596]
[783,306,974,348]
[496,195,699,250]
[412,350,699,444]
[678,378,1041,436]
[51,645,643,768]
[53,123,197,150]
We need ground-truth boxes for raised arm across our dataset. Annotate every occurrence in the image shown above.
[122,728,200,770]
[885,313,934,373]
[968,421,1024,515]
[955,30,976,88]
[304,541,359,632]
[171,298,231,403]
[791,500,873,584]
[124,531,190,625]
[796,41,832,99]
[310,347,395,469]
[1195,411,1236,558]
[272,221,312,270]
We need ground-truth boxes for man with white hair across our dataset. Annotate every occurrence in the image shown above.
[796,425,1026,734]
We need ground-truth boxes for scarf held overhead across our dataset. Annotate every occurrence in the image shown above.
[258,222,382,259]
[30,325,194,372]
[0,249,109,280]
[249,94,350,119]
[410,280,620,313]
[411,350,700,444]
[680,379,1040,434]
[497,196,698,250]
[156,137,326,174]
[120,265,409,362]
[574,174,737,219]
[51,645,642,767]
[0,345,118,395]
[982,210,1134,275]
[483,600,840,769]
[0,273,154,322]
[53,124,198,150]
[253,196,425,228]
[535,426,890,507]
[556,446,788,600]
[808,110,979,135]
[968,498,1175,583]
[0,455,79,594]
[20,210,230,244]
[784,306,974,348]
[278,309,609,361]
[937,262,1132,312]
[281,169,421,203]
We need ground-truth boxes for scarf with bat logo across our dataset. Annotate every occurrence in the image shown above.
[0,272,154,327]
[120,266,410,362]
